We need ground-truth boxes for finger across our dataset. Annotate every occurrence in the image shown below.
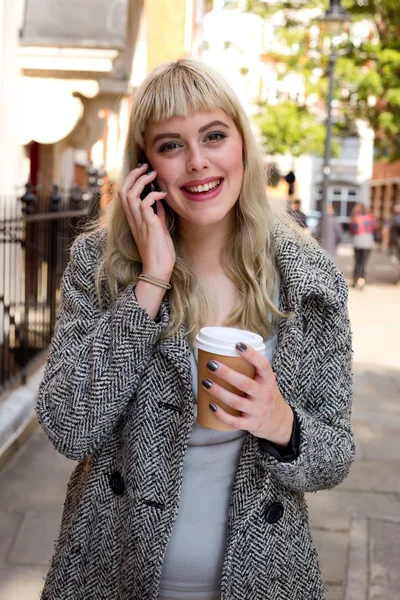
[126,170,159,227]
[140,191,167,224]
[127,170,159,206]
[125,187,143,230]
[119,184,141,233]
[119,165,149,229]
[235,342,273,379]
[207,401,246,431]
[201,378,254,414]
[206,360,258,397]
[118,164,148,197]
[140,190,167,210]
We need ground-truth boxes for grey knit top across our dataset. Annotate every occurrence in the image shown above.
[158,330,278,600]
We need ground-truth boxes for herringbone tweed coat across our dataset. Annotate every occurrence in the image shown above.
[36,220,354,600]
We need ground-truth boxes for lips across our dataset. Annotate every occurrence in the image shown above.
[180,178,224,202]
[182,176,224,188]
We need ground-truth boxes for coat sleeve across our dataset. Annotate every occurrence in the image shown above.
[36,232,170,461]
[256,272,355,493]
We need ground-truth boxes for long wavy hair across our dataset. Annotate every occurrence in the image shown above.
[98,59,286,345]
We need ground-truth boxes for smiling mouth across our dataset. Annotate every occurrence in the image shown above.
[183,179,222,193]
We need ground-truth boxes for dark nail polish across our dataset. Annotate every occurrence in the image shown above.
[207,360,218,372]
[202,378,213,390]
[236,342,247,352]
[209,403,217,412]
[148,170,155,175]
[137,162,143,168]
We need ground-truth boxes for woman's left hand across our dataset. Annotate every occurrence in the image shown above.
[202,343,294,447]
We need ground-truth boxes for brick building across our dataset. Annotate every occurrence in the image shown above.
[370,160,400,234]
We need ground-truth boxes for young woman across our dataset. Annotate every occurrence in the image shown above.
[349,203,375,289]
[36,59,354,600]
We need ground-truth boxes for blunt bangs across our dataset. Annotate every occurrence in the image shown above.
[132,60,240,144]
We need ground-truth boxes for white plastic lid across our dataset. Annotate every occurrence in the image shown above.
[194,326,265,357]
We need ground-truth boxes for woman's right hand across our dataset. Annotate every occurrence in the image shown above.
[118,164,176,280]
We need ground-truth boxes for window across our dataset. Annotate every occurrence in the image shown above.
[346,201,357,217]
[314,184,360,224]
[332,201,342,216]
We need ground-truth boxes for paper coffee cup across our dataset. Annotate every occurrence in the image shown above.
[194,327,265,431]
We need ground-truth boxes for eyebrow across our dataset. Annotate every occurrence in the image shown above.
[151,120,230,145]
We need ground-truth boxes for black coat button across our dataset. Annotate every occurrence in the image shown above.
[265,502,284,524]
[109,471,125,496]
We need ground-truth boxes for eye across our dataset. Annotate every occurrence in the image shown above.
[205,131,226,143]
[158,142,182,153]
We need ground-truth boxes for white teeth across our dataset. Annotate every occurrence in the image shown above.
[186,179,221,193]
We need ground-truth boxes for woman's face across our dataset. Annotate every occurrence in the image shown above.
[143,109,244,229]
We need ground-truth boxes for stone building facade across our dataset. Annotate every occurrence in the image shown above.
[0,0,204,196]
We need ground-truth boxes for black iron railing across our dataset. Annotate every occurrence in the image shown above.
[0,183,101,392]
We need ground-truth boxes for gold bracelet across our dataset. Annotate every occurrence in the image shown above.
[138,274,171,290]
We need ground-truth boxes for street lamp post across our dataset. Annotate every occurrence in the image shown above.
[321,51,337,247]
[320,0,350,248]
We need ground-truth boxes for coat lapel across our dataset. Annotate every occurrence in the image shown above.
[227,223,316,539]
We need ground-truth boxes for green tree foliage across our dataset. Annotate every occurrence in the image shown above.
[255,101,328,156]
[342,0,400,159]
[232,0,400,160]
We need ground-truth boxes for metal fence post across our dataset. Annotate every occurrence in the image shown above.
[0,182,90,392]
[20,183,38,383]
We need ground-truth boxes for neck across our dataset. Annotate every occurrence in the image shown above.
[178,213,235,273]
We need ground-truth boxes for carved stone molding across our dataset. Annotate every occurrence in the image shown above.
[64,90,126,150]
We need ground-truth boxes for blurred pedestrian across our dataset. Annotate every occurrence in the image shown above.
[35,59,354,600]
[373,215,384,250]
[288,198,309,231]
[388,204,400,283]
[316,204,342,258]
[349,203,375,289]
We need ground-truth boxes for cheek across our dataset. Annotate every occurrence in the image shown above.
[230,142,244,174]
[154,164,178,191]
[232,156,244,188]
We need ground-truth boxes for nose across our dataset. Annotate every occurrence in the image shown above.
[186,145,209,172]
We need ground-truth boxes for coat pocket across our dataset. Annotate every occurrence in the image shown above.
[228,492,324,600]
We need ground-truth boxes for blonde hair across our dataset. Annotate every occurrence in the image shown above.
[99,59,286,345]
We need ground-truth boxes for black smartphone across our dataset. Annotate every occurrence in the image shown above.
[139,152,159,214]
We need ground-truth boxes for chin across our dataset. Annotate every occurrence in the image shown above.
[192,212,231,227]
[169,201,235,227]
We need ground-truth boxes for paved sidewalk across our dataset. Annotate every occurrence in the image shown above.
[0,244,399,600]
[307,245,400,599]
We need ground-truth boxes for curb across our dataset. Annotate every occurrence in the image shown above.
[344,512,400,600]
[0,365,45,470]
[343,513,368,600]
